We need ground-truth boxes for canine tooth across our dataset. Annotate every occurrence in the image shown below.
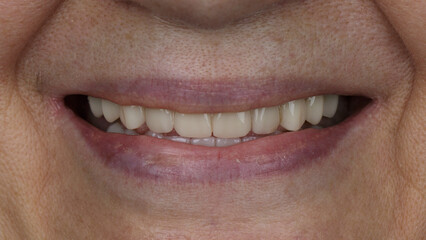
[164,136,190,144]
[106,123,125,134]
[213,111,251,138]
[251,107,280,134]
[323,95,339,118]
[88,96,103,118]
[280,99,306,131]
[102,99,120,123]
[190,137,216,147]
[306,95,324,125]
[120,106,145,130]
[216,138,241,147]
[145,109,174,133]
[175,113,212,138]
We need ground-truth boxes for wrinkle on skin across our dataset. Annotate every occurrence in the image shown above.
[376,0,425,197]
[0,93,36,239]
[375,1,426,239]
[0,2,61,234]
[375,0,426,191]
[0,0,62,70]
[118,0,283,29]
[375,0,426,69]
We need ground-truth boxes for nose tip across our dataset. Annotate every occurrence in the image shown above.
[130,0,282,28]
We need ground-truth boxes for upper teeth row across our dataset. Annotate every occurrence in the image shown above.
[88,95,339,139]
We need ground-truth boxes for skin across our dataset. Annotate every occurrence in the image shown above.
[0,0,425,239]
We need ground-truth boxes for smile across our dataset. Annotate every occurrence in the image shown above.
[87,94,340,146]
[61,88,372,182]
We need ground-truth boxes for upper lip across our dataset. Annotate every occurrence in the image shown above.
[46,76,378,113]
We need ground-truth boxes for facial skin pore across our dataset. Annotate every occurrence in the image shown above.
[0,1,424,239]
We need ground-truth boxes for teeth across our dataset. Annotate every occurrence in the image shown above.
[88,96,103,118]
[190,137,216,147]
[145,109,174,133]
[212,111,251,138]
[241,136,258,142]
[145,131,164,138]
[305,96,324,125]
[106,122,125,134]
[124,129,138,135]
[120,105,145,130]
[215,138,241,147]
[102,99,120,123]
[90,94,342,144]
[175,113,212,138]
[164,136,190,144]
[106,122,138,135]
[323,95,339,118]
[280,99,306,131]
[251,107,280,134]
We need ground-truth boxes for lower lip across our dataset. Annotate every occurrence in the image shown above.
[58,99,371,183]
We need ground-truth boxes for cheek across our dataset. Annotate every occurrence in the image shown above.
[374,0,426,68]
[0,0,60,68]
[0,90,51,221]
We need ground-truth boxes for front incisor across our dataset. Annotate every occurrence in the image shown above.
[175,113,212,138]
[213,111,251,138]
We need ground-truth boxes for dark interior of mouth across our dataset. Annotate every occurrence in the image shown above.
[64,95,371,137]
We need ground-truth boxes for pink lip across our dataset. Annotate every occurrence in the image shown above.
[58,99,374,183]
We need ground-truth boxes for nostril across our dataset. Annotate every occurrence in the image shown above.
[119,0,284,29]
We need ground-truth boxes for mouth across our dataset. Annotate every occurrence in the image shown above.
[62,91,372,182]
[18,0,404,186]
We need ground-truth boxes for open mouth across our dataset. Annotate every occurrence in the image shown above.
[66,94,366,146]
[62,93,371,182]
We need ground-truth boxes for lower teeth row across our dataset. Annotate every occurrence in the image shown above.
[106,122,283,147]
